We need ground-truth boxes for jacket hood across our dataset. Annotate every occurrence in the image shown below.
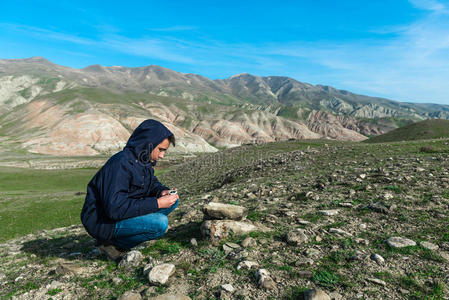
[125,119,173,165]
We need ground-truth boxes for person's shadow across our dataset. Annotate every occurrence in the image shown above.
[21,233,98,260]
[21,221,202,260]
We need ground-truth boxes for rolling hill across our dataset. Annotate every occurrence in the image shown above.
[365,119,449,143]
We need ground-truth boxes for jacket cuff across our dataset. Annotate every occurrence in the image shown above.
[140,197,159,214]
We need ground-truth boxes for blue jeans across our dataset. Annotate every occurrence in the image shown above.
[111,199,179,250]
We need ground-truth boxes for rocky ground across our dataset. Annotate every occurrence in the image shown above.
[1,139,449,299]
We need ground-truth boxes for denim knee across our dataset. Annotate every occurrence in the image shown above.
[144,213,168,235]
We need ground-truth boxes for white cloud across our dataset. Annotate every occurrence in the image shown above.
[409,0,448,13]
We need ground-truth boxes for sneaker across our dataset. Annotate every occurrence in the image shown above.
[97,243,126,262]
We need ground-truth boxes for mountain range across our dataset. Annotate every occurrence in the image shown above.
[1,56,448,156]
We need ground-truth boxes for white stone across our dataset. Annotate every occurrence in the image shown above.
[221,284,234,293]
[203,202,248,220]
[119,250,143,269]
[241,237,257,248]
[237,260,259,270]
[370,253,385,265]
[255,269,276,289]
[420,241,439,250]
[318,210,339,216]
[386,237,416,248]
[148,294,191,300]
[201,220,264,240]
[117,291,142,300]
[148,263,176,285]
[329,228,352,236]
[287,228,309,245]
[302,288,331,300]
[367,278,386,286]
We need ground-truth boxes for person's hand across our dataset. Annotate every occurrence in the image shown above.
[157,193,178,208]
[160,188,177,196]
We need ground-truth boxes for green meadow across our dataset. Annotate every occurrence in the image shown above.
[0,167,98,242]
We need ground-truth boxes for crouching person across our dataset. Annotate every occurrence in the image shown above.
[81,119,178,261]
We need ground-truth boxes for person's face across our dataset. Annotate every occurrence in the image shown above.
[150,138,170,162]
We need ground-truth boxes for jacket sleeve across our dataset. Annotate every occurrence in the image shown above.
[150,171,169,198]
[101,160,159,221]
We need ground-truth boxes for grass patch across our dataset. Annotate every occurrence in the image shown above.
[313,268,340,288]
[141,239,183,257]
[283,286,308,299]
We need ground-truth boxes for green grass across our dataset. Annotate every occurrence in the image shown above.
[0,166,167,242]
[141,239,183,257]
[0,166,98,242]
[0,166,96,192]
[365,119,449,143]
[312,268,340,287]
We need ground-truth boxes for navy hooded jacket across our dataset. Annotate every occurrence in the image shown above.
[81,119,173,242]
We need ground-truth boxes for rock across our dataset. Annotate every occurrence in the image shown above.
[339,202,353,208]
[190,238,198,247]
[386,237,416,248]
[355,238,369,245]
[298,220,312,226]
[227,249,248,260]
[55,263,85,276]
[370,253,385,265]
[383,192,394,200]
[287,228,309,245]
[181,210,199,222]
[255,269,276,290]
[328,292,343,300]
[295,258,314,266]
[439,251,449,261]
[221,284,234,293]
[148,294,191,300]
[366,202,393,214]
[148,263,176,285]
[305,248,321,258]
[359,223,367,230]
[318,209,339,216]
[117,291,142,300]
[241,237,257,248]
[349,250,366,261]
[420,241,439,250]
[237,260,259,270]
[200,220,262,240]
[297,270,314,278]
[284,211,296,217]
[329,228,352,236]
[223,242,240,254]
[119,250,143,269]
[45,280,63,290]
[301,288,331,300]
[113,277,123,285]
[367,278,387,286]
[143,259,157,276]
[203,202,248,220]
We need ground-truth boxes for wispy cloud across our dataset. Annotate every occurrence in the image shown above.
[0,23,196,64]
[409,0,448,12]
[0,23,94,45]
[1,1,449,105]
[146,26,197,32]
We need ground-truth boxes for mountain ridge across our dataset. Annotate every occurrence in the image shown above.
[0,57,448,157]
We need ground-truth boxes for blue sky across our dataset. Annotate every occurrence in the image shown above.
[1,0,449,105]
